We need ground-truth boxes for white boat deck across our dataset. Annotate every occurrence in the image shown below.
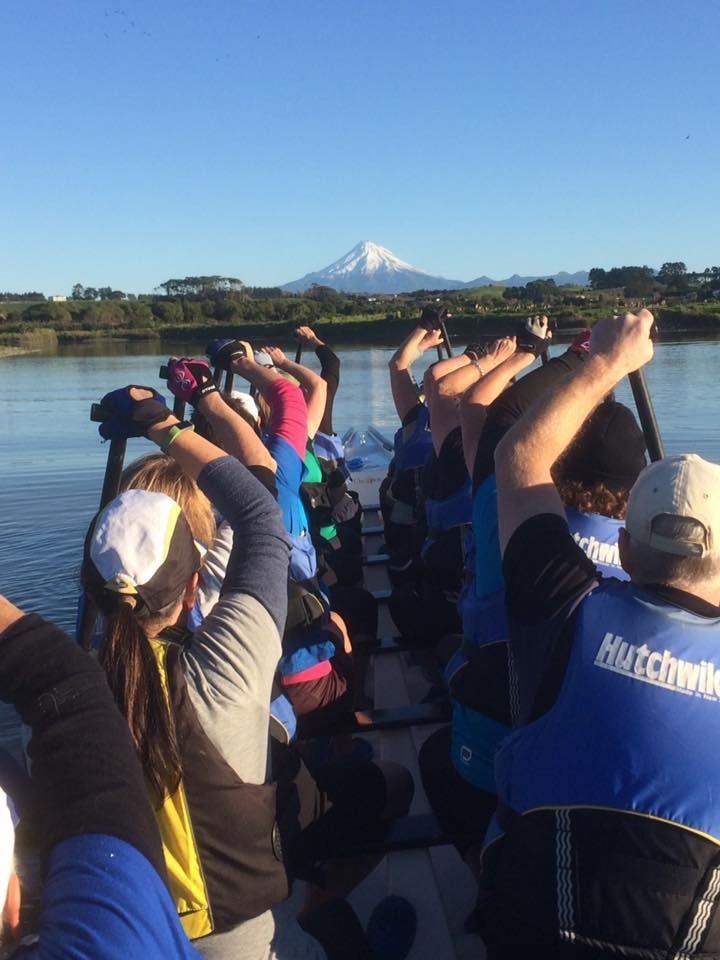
[347,508,486,960]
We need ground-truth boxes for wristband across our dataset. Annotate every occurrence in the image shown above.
[475,359,484,376]
[161,421,195,453]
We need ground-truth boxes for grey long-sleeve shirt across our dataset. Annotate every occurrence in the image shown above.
[183,456,288,783]
[176,457,325,960]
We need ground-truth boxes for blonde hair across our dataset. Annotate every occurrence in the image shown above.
[120,454,216,548]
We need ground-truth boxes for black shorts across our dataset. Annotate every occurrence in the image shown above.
[274,742,390,877]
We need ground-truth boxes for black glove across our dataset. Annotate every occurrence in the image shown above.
[515,315,551,356]
[420,306,449,331]
[167,358,218,406]
[97,387,169,441]
[206,338,248,370]
[464,342,488,363]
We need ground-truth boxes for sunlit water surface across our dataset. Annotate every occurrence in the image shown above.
[1,338,719,753]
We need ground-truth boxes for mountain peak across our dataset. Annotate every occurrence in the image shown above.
[281,241,464,294]
[280,242,589,294]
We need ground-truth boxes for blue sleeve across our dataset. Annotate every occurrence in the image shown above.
[25,835,200,959]
[197,455,290,635]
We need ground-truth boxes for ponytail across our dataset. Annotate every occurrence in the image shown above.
[99,599,182,804]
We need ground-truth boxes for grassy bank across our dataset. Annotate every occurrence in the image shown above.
[2,303,720,352]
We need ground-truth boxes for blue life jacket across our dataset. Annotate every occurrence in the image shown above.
[393,404,433,472]
[269,692,298,742]
[465,479,629,650]
[445,588,512,790]
[313,431,345,462]
[471,473,504,598]
[565,508,624,578]
[485,579,720,850]
[423,476,472,539]
[449,481,629,791]
[277,628,336,678]
[287,528,319,583]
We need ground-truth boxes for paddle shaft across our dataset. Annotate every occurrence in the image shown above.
[99,437,127,508]
[628,368,664,462]
[81,407,128,647]
[434,320,453,360]
[439,320,452,358]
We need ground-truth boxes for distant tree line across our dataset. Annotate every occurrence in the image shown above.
[502,278,562,304]
[3,267,720,339]
[500,263,720,306]
[588,263,720,299]
[0,291,46,301]
[71,284,128,301]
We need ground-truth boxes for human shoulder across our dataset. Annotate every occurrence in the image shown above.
[503,512,597,625]
[33,835,200,959]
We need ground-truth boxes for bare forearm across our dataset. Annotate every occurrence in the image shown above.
[459,352,535,476]
[436,359,479,399]
[390,326,428,371]
[463,351,534,409]
[232,357,281,394]
[196,391,275,472]
[390,367,421,423]
[425,354,471,396]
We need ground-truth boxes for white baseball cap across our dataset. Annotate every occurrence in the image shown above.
[626,454,720,558]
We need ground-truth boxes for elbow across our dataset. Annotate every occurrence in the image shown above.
[436,379,456,401]
[425,366,442,388]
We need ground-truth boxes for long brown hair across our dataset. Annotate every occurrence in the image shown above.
[81,553,183,804]
[120,453,216,548]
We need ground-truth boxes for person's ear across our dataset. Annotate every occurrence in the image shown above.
[3,869,21,939]
[182,572,199,611]
[618,527,633,577]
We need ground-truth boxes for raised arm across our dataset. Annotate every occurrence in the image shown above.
[430,337,517,455]
[263,345,327,440]
[389,325,444,422]
[199,391,276,472]
[164,357,276,474]
[423,351,473,402]
[458,319,552,475]
[295,326,340,436]
[459,348,537,474]
[0,601,166,872]
[494,310,654,554]
[228,351,309,459]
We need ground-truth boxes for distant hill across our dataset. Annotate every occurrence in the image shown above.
[281,241,466,294]
[466,270,590,288]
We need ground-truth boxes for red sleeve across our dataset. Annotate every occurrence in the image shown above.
[265,378,308,459]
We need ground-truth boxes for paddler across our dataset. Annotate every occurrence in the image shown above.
[478,309,720,957]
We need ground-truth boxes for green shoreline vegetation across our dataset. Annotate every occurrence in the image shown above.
[2,263,720,352]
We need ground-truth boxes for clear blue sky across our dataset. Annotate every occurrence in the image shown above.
[2,0,719,294]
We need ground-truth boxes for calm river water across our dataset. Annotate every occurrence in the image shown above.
[1,337,719,637]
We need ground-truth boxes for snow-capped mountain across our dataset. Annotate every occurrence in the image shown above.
[281,241,466,294]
